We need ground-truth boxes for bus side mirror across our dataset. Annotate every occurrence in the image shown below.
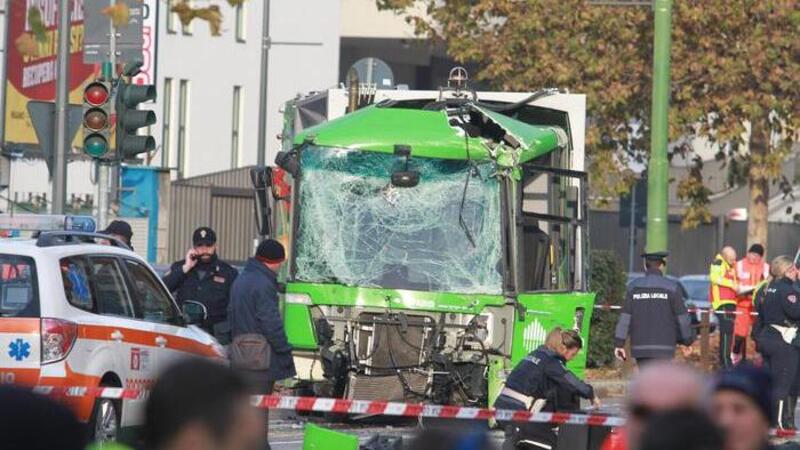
[250,167,273,238]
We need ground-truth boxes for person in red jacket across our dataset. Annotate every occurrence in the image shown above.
[733,244,770,365]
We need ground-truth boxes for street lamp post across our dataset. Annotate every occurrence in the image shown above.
[645,0,672,254]
[590,0,673,254]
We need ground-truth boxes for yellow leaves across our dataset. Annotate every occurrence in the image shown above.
[226,0,246,6]
[27,6,47,43]
[676,173,713,229]
[102,1,131,28]
[15,33,39,58]
[195,6,223,36]
[170,2,223,36]
[171,1,195,27]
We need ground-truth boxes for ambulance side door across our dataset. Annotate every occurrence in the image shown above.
[122,259,197,372]
[84,255,160,426]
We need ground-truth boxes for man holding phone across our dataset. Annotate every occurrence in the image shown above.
[162,226,238,339]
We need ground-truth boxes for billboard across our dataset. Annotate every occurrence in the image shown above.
[4,0,96,149]
[3,0,159,150]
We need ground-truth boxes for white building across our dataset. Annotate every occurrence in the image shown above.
[0,0,341,213]
[155,0,341,177]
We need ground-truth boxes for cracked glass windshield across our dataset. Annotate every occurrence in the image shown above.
[294,146,503,295]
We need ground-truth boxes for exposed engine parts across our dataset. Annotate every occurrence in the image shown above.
[311,305,512,406]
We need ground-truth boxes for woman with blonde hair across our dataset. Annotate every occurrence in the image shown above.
[754,255,800,430]
[494,326,600,450]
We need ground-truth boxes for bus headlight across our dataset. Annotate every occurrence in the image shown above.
[285,293,312,305]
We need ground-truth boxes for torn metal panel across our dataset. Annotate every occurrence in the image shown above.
[295,104,567,170]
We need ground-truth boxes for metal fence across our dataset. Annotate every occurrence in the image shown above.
[590,210,800,276]
[166,167,256,265]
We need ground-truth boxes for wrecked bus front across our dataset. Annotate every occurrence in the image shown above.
[262,94,593,406]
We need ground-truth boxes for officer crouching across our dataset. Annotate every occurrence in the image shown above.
[494,327,599,450]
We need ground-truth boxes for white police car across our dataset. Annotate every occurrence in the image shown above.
[0,215,225,441]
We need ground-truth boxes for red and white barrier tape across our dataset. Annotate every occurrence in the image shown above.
[28,386,800,438]
[251,395,626,427]
[30,386,624,427]
[593,304,759,316]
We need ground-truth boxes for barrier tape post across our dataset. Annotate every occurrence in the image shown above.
[700,309,711,371]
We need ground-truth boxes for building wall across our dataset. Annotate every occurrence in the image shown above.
[152,0,340,178]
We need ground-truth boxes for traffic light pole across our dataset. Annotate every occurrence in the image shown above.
[96,0,117,229]
[645,0,672,253]
[52,0,72,214]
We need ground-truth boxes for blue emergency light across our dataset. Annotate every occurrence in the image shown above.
[0,214,97,235]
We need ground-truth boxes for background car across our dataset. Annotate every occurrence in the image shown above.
[679,274,717,333]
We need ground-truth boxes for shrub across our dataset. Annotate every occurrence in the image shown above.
[587,250,628,368]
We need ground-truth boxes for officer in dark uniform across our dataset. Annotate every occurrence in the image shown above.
[494,328,599,450]
[614,251,695,365]
[754,255,800,430]
[162,227,238,340]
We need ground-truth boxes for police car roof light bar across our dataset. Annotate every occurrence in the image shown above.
[36,231,130,250]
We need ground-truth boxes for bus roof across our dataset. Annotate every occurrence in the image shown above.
[294,103,567,167]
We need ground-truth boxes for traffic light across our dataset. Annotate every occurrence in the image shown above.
[116,80,156,159]
[82,81,113,159]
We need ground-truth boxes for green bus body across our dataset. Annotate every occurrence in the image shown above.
[267,90,595,407]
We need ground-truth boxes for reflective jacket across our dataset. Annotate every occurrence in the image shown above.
[709,254,738,310]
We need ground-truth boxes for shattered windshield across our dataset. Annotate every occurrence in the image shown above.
[294,146,503,295]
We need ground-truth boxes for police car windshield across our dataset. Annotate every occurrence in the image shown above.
[0,254,39,318]
[293,146,504,294]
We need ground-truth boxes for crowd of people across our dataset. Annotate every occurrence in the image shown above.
[9,224,797,450]
[614,244,800,432]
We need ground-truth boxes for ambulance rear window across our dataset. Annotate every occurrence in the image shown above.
[0,254,38,318]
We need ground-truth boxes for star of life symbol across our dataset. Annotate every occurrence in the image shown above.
[8,338,31,361]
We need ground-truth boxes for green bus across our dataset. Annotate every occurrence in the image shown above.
[252,81,595,407]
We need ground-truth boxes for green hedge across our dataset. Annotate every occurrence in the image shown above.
[587,250,628,368]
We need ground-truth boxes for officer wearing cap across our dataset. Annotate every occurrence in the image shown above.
[101,220,133,250]
[162,227,238,338]
[614,251,695,365]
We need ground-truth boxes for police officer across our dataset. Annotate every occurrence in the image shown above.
[754,255,800,430]
[162,227,238,339]
[494,327,599,450]
[614,251,695,366]
[100,220,134,250]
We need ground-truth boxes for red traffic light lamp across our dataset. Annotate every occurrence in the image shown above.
[84,82,110,106]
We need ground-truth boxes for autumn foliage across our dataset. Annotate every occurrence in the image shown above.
[379,0,799,242]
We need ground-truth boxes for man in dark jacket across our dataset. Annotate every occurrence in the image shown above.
[228,239,295,450]
[162,226,238,339]
[614,251,695,365]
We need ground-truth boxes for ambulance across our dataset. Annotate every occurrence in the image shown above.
[0,215,226,441]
